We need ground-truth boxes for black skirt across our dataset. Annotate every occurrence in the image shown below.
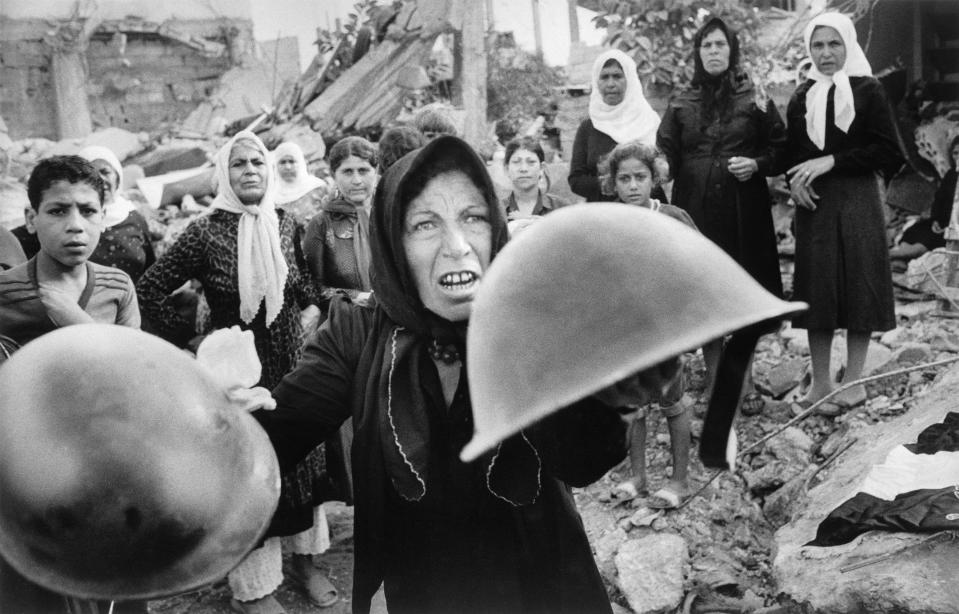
[792,172,895,331]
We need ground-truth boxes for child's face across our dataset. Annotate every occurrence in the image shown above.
[614,157,654,207]
[27,180,103,268]
[507,148,543,191]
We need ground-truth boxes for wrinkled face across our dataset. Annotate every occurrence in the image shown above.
[403,170,492,322]
[614,157,654,207]
[27,180,103,269]
[228,143,268,205]
[809,26,846,77]
[506,148,543,191]
[598,61,627,106]
[277,154,298,183]
[699,28,731,77]
[89,159,119,199]
[333,155,377,205]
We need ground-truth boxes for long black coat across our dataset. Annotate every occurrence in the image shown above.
[657,74,786,296]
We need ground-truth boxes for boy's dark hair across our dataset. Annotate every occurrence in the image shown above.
[598,140,669,196]
[413,108,457,139]
[503,136,545,166]
[27,156,106,210]
[328,136,378,174]
[378,126,426,173]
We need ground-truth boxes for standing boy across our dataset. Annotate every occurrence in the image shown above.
[0,155,139,346]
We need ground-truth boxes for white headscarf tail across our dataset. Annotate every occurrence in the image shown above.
[273,141,327,205]
[588,49,660,146]
[803,12,872,150]
[210,130,289,326]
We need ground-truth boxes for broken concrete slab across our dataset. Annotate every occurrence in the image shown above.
[615,534,688,614]
[0,179,29,229]
[772,363,959,613]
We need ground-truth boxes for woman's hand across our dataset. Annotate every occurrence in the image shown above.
[787,155,834,211]
[727,157,758,182]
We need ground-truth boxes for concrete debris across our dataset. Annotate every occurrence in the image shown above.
[615,534,688,614]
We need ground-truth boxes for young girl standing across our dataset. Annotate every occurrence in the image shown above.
[598,140,693,508]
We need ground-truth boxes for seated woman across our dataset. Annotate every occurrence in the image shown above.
[254,135,669,614]
[500,136,570,236]
[890,135,959,262]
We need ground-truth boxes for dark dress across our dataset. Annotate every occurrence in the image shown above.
[899,169,958,250]
[300,199,370,313]
[90,210,156,282]
[657,73,786,296]
[258,298,627,614]
[500,190,571,217]
[569,119,667,203]
[136,209,315,389]
[785,77,903,331]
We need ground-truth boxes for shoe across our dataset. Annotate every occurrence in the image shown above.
[288,556,339,608]
[647,487,684,510]
[230,595,286,614]
[740,390,765,416]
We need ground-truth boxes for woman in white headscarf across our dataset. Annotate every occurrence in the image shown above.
[273,141,330,225]
[785,12,903,412]
[568,49,662,202]
[136,131,338,612]
[76,145,156,281]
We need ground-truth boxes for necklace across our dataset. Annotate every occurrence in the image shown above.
[428,340,461,365]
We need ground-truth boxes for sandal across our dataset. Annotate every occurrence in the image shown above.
[647,487,684,510]
[740,390,765,416]
[611,481,648,502]
[288,557,339,608]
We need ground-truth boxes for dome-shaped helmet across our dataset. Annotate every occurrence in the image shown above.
[0,324,279,599]
[462,204,805,463]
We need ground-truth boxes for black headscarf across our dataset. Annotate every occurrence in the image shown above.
[370,134,508,341]
[691,17,743,122]
[366,136,538,505]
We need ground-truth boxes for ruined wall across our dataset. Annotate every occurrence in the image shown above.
[0,17,254,140]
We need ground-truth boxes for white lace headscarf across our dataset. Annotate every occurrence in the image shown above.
[588,49,660,146]
[210,131,289,326]
[803,12,872,150]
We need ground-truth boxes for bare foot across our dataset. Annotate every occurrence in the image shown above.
[833,383,867,408]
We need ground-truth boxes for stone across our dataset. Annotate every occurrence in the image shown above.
[779,327,809,355]
[772,363,959,614]
[760,357,807,398]
[895,300,939,322]
[928,330,959,353]
[879,326,908,348]
[891,342,934,366]
[615,534,688,614]
[742,427,814,495]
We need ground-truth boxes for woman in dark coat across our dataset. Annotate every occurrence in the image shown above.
[657,17,786,408]
[657,17,785,297]
[785,12,903,409]
[569,49,662,203]
[256,136,649,614]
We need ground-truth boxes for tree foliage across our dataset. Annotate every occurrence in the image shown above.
[592,0,806,91]
[486,33,565,123]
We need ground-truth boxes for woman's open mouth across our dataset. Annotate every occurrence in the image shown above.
[439,271,479,291]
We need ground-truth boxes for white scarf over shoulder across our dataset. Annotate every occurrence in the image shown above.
[272,141,327,205]
[210,131,289,326]
[803,12,872,150]
[588,49,660,146]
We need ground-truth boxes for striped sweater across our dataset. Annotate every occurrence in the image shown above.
[0,257,139,346]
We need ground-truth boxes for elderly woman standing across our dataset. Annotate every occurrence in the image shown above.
[136,131,336,613]
[273,141,330,225]
[657,18,786,409]
[569,49,661,203]
[785,12,902,410]
[254,136,647,614]
[76,146,156,282]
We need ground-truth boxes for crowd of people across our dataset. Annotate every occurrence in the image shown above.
[0,10,923,614]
